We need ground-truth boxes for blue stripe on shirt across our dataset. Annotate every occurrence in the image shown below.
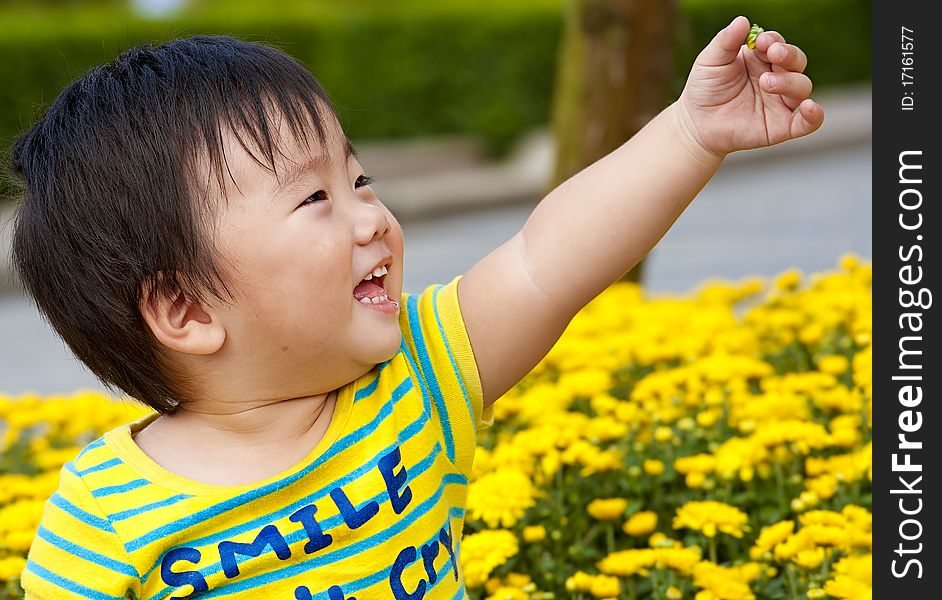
[74,437,106,462]
[77,457,122,477]
[90,478,150,498]
[108,494,190,523]
[432,284,474,438]
[130,375,414,555]
[48,492,114,532]
[357,360,392,401]
[399,336,433,419]
[407,288,456,463]
[36,525,139,577]
[25,559,126,600]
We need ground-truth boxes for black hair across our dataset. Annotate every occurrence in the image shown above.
[9,35,338,414]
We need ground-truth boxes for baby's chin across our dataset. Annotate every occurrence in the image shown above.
[372,335,403,364]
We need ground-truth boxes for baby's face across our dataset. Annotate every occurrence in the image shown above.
[208,114,404,396]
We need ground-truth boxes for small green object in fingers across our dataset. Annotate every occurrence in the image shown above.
[746,23,764,50]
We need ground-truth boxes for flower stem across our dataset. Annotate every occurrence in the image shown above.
[785,564,800,600]
[773,462,788,513]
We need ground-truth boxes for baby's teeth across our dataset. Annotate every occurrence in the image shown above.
[372,265,387,277]
[357,293,389,304]
[363,273,373,280]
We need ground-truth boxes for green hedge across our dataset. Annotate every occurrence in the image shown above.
[1,0,870,202]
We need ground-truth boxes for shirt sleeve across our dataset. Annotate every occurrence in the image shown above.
[399,275,494,477]
[20,462,140,600]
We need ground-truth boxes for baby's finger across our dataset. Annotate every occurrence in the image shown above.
[751,30,786,64]
[767,42,808,74]
[791,99,825,139]
[760,71,813,110]
[698,15,752,67]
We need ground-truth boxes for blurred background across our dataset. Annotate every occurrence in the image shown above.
[0,0,871,395]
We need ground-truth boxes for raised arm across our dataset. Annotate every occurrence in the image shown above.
[458,16,824,407]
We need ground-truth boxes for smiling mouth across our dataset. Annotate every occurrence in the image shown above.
[354,266,390,304]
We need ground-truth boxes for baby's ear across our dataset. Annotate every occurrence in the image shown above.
[139,273,225,356]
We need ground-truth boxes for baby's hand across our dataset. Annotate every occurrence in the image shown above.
[674,15,824,158]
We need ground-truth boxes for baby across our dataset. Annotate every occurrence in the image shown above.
[11,16,822,599]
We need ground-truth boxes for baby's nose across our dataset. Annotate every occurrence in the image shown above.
[354,203,391,244]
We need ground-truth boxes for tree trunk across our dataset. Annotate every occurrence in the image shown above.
[548,0,678,284]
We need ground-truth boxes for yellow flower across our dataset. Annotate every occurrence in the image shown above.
[0,555,27,580]
[817,354,850,376]
[696,409,721,428]
[649,532,682,549]
[623,511,658,537]
[828,554,872,591]
[587,498,627,521]
[485,587,528,600]
[565,571,593,592]
[824,574,872,600]
[774,269,802,291]
[4,529,36,553]
[655,426,674,443]
[586,416,629,442]
[675,454,717,476]
[798,491,820,508]
[461,530,519,589]
[746,23,764,50]
[774,530,812,561]
[466,469,537,528]
[666,586,683,599]
[750,521,794,560]
[522,525,546,542]
[580,449,623,477]
[793,547,825,570]
[556,367,613,398]
[597,549,657,577]
[839,253,860,272]
[504,572,532,589]
[589,576,620,598]
[656,547,703,575]
[0,499,45,536]
[692,561,756,600]
[841,505,873,531]
[564,572,620,598]
[685,472,707,489]
[673,501,750,539]
[799,510,846,528]
[643,459,665,476]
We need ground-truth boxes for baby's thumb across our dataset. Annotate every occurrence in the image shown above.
[696,16,750,67]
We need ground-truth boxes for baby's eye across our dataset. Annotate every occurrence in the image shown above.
[299,175,375,208]
[300,190,327,207]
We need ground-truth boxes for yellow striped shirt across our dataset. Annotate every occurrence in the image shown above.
[22,276,493,600]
